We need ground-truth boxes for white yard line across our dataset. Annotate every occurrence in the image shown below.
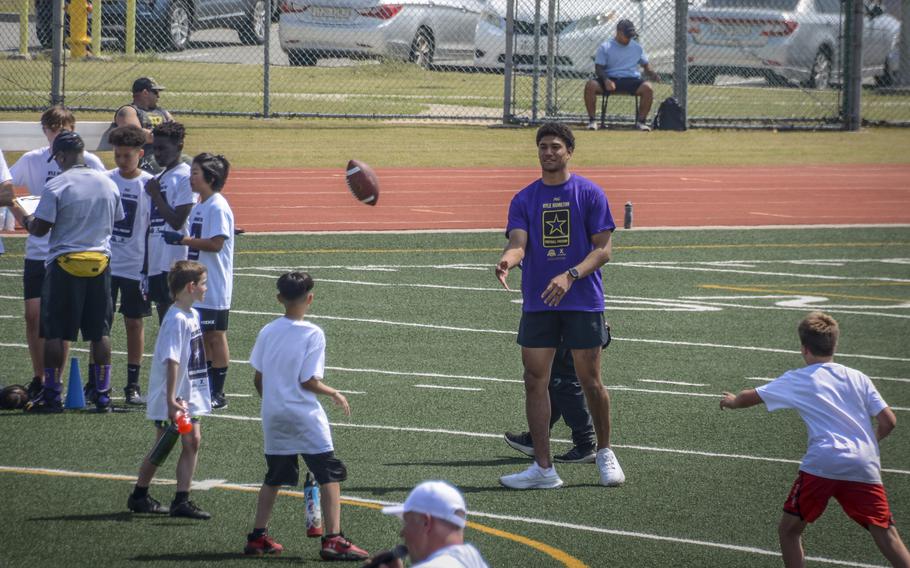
[414,384,483,391]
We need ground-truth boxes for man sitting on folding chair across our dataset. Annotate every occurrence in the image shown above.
[583,19,660,132]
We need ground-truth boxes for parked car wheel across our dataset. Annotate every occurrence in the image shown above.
[160,2,192,51]
[409,28,434,69]
[288,49,318,66]
[807,48,832,89]
[875,58,895,87]
[688,67,717,85]
[237,0,267,45]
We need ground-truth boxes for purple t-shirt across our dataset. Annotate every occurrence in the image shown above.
[506,174,615,312]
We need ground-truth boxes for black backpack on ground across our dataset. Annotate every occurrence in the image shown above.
[652,97,687,131]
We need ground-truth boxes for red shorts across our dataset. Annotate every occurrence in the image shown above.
[783,471,894,529]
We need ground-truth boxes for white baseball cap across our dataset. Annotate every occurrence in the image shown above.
[382,480,468,528]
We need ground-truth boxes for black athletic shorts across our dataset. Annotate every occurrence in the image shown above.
[147,272,171,305]
[517,310,609,349]
[597,76,645,95]
[264,452,348,486]
[40,261,113,342]
[196,308,230,332]
[111,275,152,319]
[23,258,46,300]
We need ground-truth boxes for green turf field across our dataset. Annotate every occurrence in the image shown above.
[0,227,908,567]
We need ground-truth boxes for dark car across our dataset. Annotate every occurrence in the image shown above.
[36,0,267,51]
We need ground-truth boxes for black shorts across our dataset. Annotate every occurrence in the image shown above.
[196,308,230,332]
[111,275,152,319]
[40,261,113,342]
[264,452,348,487]
[517,310,609,349]
[597,76,645,95]
[23,259,46,300]
[147,272,171,305]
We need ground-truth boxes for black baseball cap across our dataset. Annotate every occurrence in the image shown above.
[47,130,84,162]
[617,19,638,39]
[132,77,165,93]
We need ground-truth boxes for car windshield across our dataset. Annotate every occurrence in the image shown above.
[704,0,800,9]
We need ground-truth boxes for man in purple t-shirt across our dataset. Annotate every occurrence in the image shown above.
[495,122,625,490]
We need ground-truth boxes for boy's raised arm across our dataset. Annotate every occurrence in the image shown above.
[720,388,763,410]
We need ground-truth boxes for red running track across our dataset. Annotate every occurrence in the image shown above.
[225,164,910,232]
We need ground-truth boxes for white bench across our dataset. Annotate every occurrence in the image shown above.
[1,121,113,152]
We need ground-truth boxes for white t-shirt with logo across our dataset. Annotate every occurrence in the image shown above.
[413,544,489,568]
[9,146,106,261]
[187,192,234,310]
[146,305,212,421]
[250,317,332,455]
[0,150,10,255]
[756,362,889,484]
[147,163,196,276]
[109,169,154,280]
[33,166,124,263]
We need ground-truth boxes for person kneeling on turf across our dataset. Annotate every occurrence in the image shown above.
[243,272,368,561]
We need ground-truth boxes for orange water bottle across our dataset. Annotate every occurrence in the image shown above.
[148,411,192,466]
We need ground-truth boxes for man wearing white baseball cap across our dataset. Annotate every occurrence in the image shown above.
[377,480,488,568]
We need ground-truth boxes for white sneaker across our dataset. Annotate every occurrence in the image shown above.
[499,463,563,490]
[586,120,598,131]
[596,448,625,486]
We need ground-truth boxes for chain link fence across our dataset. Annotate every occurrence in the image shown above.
[0,0,907,126]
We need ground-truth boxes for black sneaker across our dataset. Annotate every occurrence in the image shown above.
[554,446,597,464]
[211,392,228,410]
[24,393,63,414]
[83,381,98,404]
[504,431,534,457]
[170,500,211,520]
[127,494,169,514]
[124,384,146,406]
[26,377,42,401]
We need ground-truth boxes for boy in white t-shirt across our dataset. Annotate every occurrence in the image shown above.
[143,121,196,324]
[243,272,369,562]
[106,126,155,406]
[721,311,910,568]
[164,153,234,410]
[128,260,213,520]
[10,106,107,401]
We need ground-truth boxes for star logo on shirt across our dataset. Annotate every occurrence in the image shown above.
[546,215,567,236]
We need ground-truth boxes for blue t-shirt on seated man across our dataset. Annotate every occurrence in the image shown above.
[583,18,661,131]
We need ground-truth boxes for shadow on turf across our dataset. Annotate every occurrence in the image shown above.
[382,456,529,468]
[30,511,136,522]
[131,552,307,562]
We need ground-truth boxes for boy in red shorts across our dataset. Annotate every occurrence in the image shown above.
[720,311,910,568]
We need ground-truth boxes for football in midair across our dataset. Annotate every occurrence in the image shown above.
[345,159,379,206]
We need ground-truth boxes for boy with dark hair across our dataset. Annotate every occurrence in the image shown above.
[128,260,212,519]
[144,121,196,324]
[721,311,910,568]
[244,272,369,561]
[10,106,107,402]
[164,153,234,409]
[106,125,154,405]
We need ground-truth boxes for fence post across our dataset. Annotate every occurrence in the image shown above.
[841,0,863,130]
[531,0,540,122]
[673,0,688,126]
[18,0,29,56]
[900,0,910,85]
[51,0,64,104]
[125,0,135,55]
[544,0,555,117]
[263,0,271,117]
[502,0,515,124]
[91,0,102,56]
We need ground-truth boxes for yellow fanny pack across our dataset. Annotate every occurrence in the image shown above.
[56,251,109,277]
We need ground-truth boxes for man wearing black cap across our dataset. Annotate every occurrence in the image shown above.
[113,77,174,173]
[583,19,660,131]
[10,131,124,413]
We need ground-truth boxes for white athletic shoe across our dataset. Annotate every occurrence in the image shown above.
[586,120,598,131]
[596,448,625,487]
[500,463,563,490]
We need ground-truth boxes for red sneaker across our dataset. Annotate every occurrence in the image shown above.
[320,534,369,561]
[244,533,284,556]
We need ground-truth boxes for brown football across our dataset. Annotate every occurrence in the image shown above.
[345,159,379,206]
